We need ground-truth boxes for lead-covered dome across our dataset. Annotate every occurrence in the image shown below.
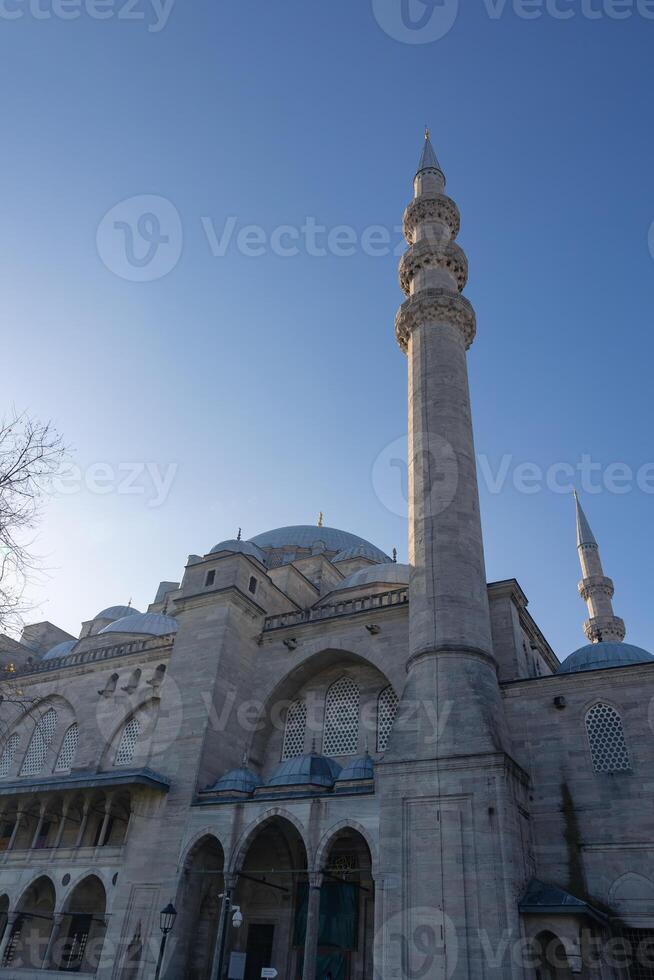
[99,612,178,637]
[42,640,77,662]
[334,563,410,592]
[208,539,267,564]
[95,605,141,621]
[248,526,390,565]
[557,641,654,675]
[267,752,341,789]
[208,766,263,796]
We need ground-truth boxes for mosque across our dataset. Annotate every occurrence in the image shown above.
[0,134,652,979]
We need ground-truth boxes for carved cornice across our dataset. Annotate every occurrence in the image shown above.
[399,240,468,295]
[403,194,460,244]
[395,288,476,353]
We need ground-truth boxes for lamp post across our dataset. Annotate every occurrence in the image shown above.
[211,892,243,980]
[154,902,177,980]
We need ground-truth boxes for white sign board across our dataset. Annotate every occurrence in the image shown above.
[227,951,246,980]
[261,970,278,978]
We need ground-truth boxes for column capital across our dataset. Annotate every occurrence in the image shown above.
[307,872,324,889]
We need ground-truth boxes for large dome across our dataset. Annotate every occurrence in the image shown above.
[557,641,654,675]
[248,525,390,565]
[99,612,178,637]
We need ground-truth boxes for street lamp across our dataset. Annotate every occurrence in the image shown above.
[154,902,177,980]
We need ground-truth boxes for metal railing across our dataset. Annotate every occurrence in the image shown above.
[264,587,408,631]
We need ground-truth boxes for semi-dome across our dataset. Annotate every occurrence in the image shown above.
[267,752,341,789]
[208,539,267,564]
[209,766,263,796]
[333,545,390,563]
[99,612,178,637]
[336,755,374,782]
[248,526,390,565]
[334,563,410,592]
[42,640,77,662]
[557,642,654,675]
[94,605,141,621]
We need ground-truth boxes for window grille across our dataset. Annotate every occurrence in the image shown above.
[115,717,141,766]
[54,723,79,772]
[322,677,360,757]
[19,708,57,776]
[281,700,307,760]
[585,702,631,773]
[0,734,20,778]
[377,686,399,752]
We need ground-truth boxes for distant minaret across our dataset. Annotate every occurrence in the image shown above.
[574,491,625,643]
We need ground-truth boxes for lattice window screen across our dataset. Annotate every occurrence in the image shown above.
[115,716,141,766]
[585,702,631,773]
[54,723,79,772]
[0,734,20,777]
[322,677,360,756]
[377,686,399,752]
[281,700,307,760]
[19,708,58,776]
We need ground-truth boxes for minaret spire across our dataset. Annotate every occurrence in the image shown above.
[574,492,625,644]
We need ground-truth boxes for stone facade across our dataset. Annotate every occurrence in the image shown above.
[0,136,651,980]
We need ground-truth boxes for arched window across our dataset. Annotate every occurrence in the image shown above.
[54,723,79,773]
[377,686,399,752]
[0,735,20,778]
[585,702,631,773]
[322,677,360,756]
[19,708,58,776]
[115,717,141,766]
[281,699,307,760]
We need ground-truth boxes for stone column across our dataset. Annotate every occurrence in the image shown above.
[96,794,114,847]
[209,875,237,980]
[54,799,70,849]
[41,912,64,970]
[30,802,47,850]
[75,798,91,847]
[301,873,323,980]
[7,810,24,852]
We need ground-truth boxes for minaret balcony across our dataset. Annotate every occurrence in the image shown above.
[584,615,626,644]
[395,288,476,353]
[403,194,460,244]
[399,240,468,296]
[578,576,615,601]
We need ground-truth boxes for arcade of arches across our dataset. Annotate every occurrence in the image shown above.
[176,818,374,980]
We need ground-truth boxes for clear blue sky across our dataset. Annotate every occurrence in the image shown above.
[3,0,653,662]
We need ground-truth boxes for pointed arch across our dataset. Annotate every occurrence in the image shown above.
[115,716,141,766]
[377,685,399,752]
[585,701,630,773]
[54,723,79,772]
[281,698,307,760]
[19,707,58,776]
[323,676,360,756]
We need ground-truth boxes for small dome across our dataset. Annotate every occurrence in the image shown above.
[336,755,374,782]
[209,766,263,795]
[209,539,267,564]
[99,612,178,637]
[334,563,410,592]
[557,641,654,675]
[42,640,77,662]
[94,605,141,621]
[267,752,341,789]
[249,526,390,565]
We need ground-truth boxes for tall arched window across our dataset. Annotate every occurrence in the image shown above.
[281,700,307,761]
[377,686,399,752]
[0,735,20,778]
[115,717,141,767]
[54,723,79,773]
[19,708,58,776]
[585,702,631,773]
[322,677,360,757]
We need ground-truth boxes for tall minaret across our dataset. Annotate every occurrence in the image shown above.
[392,131,505,757]
[574,491,626,643]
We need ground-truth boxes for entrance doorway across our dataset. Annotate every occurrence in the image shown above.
[245,924,275,980]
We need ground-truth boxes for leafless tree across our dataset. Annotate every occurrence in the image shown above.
[0,410,66,748]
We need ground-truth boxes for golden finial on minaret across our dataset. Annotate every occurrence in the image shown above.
[317,512,324,528]
[425,125,430,141]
